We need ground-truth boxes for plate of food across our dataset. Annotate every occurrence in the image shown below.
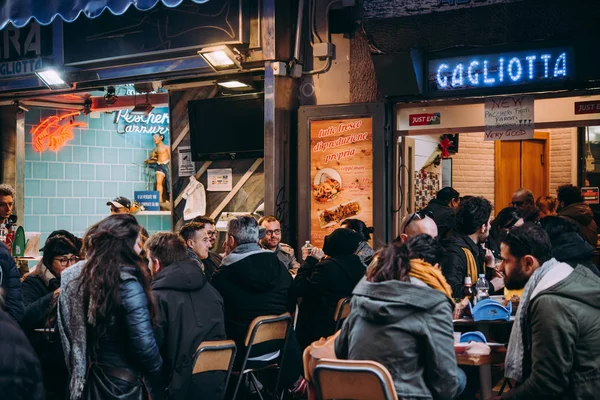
[313,168,342,203]
[318,200,361,228]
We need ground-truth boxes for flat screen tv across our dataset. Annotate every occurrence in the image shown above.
[188,94,265,160]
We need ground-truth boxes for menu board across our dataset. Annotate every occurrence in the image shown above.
[309,117,373,248]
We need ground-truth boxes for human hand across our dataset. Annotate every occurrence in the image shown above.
[309,247,325,261]
[484,247,495,267]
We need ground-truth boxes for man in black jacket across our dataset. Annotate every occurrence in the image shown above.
[147,232,226,400]
[192,216,223,277]
[422,187,460,240]
[211,215,302,392]
[442,196,497,299]
[0,241,23,322]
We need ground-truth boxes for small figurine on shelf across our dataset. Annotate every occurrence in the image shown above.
[145,133,171,210]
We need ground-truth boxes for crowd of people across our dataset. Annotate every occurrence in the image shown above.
[0,181,599,399]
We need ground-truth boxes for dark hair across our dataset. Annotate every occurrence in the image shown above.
[500,223,551,265]
[145,232,188,267]
[539,216,579,239]
[42,229,82,254]
[557,184,584,207]
[491,207,522,235]
[78,214,155,344]
[192,216,216,225]
[179,222,206,242]
[460,195,474,203]
[41,235,79,274]
[340,218,373,241]
[536,196,557,213]
[456,196,492,235]
[367,234,442,283]
[437,187,460,204]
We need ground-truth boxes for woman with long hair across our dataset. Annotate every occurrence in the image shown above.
[58,214,163,400]
[335,234,466,399]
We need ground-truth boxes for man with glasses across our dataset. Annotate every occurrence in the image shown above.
[511,188,540,224]
[396,210,439,244]
[192,216,223,277]
[258,216,300,275]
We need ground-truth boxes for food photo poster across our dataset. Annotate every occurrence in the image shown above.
[309,117,373,248]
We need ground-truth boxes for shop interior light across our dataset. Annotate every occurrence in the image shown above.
[217,80,251,89]
[198,45,242,72]
[35,69,71,90]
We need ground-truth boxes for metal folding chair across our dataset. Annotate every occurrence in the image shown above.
[192,340,237,400]
[334,296,352,331]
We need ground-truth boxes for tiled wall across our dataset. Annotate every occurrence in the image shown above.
[24,108,172,244]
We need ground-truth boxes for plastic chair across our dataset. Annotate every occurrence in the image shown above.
[334,297,352,331]
[312,358,398,400]
[230,312,292,400]
[192,340,237,400]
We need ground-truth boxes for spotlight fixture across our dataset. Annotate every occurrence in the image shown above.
[35,69,71,90]
[12,101,29,113]
[198,45,243,72]
[131,93,154,116]
[217,80,251,89]
[216,78,257,93]
[104,86,118,104]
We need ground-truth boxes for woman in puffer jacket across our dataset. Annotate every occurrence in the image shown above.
[59,214,163,400]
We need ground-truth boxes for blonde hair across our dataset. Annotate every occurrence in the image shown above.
[536,196,557,215]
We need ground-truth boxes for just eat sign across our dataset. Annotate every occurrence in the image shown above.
[409,112,441,126]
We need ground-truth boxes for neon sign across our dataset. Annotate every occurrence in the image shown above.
[429,48,574,92]
[31,112,87,152]
[115,108,169,135]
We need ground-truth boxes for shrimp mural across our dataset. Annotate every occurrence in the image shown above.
[31,112,87,152]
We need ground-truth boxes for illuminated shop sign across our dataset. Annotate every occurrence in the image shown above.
[114,107,169,135]
[429,48,574,92]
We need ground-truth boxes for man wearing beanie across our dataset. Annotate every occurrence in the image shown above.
[293,228,366,349]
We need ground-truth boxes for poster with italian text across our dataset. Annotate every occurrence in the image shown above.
[309,117,373,248]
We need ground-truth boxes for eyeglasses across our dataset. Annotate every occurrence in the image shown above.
[511,201,525,207]
[265,229,281,236]
[402,210,433,234]
[205,230,217,237]
[54,256,80,267]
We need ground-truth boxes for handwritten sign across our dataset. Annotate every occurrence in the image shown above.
[409,112,440,126]
[31,112,87,152]
[575,101,600,115]
[309,118,373,248]
[484,95,534,141]
[115,107,169,135]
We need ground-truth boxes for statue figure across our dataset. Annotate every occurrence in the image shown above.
[145,133,171,208]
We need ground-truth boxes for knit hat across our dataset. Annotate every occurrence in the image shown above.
[323,228,362,257]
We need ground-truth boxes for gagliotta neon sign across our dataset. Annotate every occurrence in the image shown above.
[429,48,573,91]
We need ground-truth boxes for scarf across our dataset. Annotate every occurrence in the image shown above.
[33,261,59,288]
[505,258,573,382]
[57,261,87,400]
[409,259,453,300]
[221,242,271,266]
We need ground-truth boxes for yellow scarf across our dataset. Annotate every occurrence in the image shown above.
[408,259,453,300]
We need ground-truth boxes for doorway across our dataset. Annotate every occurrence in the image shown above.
[495,132,550,210]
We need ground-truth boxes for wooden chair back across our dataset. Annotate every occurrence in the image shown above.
[334,297,352,331]
[244,312,291,347]
[313,359,398,400]
[192,340,236,374]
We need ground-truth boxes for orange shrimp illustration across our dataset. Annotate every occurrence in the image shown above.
[31,112,87,152]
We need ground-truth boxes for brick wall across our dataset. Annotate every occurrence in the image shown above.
[449,133,496,206]
[549,127,576,194]
[24,108,172,244]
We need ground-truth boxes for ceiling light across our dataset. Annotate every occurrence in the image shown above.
[35,69,71,90]
[217,80,250,89]
[198,45,242,72]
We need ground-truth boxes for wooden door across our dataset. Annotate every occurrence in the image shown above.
[495,132,549,211]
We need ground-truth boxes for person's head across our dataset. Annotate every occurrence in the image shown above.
[153,133,165,144]
[41,229,82,255]
[437,187,460,209]
[491,207,523,239]
[557,184,584,210]
[399,210,438,243]
[258,215,281,250]
[322,228,362,257]
[192,216,217,248]
[106,196,131,214]
[511,188,536,218]
[41,235,79,278]
[145,232,189,277]
[0,184,15,221]
[456,196,493,243]
[340,218,373,242]
[367,234,442,283]
[226,215,259,250]
[536,196,557,217]
[80,214,154,331]
[539,215,580,240]
[499,223,552,290]
[179,222,211,260]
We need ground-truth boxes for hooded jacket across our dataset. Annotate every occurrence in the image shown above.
[335,278,463,400]
[503,266,600,400]
[550,232,600,277]
[0,242,23,322]
[558,203,598,247]
[423,198,457,240]
[152,259,226,400]
[211,243,295,347]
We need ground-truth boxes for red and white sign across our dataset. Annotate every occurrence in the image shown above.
[582,187,600,205]
[409,113,440,126]
[574,101,600,115]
